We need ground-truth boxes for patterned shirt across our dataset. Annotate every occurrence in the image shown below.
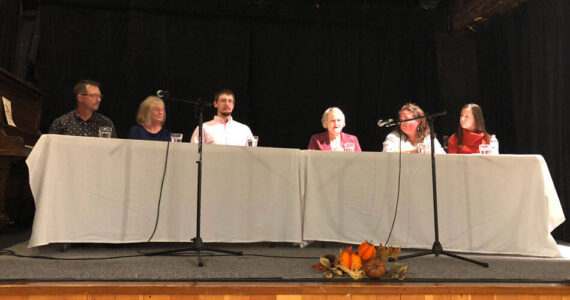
[48,110,117,138]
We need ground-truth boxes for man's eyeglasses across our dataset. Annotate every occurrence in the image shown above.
[81,94,104,100]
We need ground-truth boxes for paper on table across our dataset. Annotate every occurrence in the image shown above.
[2,96,16,127]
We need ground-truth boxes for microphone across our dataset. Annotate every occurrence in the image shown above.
[432,110,447,118]
[377,118,394,127]
[156,90,170,98]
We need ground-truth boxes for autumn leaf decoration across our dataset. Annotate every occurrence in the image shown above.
[312,242,408,280]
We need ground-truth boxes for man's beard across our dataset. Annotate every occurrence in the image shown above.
[220,111,231,117]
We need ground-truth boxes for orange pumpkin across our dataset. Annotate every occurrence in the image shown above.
[363,256,386,279]
[339,246,362,270]
[358,241,376,261]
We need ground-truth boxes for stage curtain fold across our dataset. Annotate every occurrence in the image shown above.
[476,0,569,241]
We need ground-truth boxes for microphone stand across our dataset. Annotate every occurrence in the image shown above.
[147,96,242,267]
[384,112,488,268]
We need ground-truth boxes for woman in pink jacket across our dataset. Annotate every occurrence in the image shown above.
[307,107,362,152]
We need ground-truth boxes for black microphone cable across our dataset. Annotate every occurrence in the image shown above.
[147,140,171,242]
[383,131,402,247]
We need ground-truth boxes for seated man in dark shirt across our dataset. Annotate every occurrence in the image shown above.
[49,79,117,137]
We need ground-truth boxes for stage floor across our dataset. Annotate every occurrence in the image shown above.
[0,229,569,283]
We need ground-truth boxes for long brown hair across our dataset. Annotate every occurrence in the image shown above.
[397,103,429,142]
[456,103,490,145]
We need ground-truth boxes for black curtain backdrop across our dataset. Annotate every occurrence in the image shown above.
[0,0,20,72]
[476,0,569,241]
[36,0,568,242]
[36,0,440,150]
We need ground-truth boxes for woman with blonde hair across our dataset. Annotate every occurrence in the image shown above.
[307,107,361,151]
[382,103,445,154]
[128,96,171,141]
[447,103,494,154]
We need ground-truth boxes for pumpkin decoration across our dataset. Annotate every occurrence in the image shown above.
[312,241,406,280]
[358,241,376,261]
[377,244,402,261]
[363,256,386,279]
[339,246,362,271]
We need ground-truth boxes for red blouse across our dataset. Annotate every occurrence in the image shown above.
[448,129,488,154]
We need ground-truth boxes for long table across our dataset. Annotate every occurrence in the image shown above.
[26,134,565,257]
[26,135,303,247]
[302,151,565,257]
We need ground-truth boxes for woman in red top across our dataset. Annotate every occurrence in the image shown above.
[447,103,492,154]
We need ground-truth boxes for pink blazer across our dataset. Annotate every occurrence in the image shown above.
[307,132,362,151]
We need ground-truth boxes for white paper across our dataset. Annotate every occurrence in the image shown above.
[2,96,16,127]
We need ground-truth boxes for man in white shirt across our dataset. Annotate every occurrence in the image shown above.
[191,89,254,146]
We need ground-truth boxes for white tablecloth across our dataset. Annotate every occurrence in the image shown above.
[26,135,565,257]
[302,151,565,257]
[26,135,303,247]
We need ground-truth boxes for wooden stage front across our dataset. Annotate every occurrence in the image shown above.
[0,282,569,300]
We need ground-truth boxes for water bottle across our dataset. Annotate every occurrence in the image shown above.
[490,134,499,155]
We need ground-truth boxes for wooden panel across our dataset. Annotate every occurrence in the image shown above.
[28,296,60,300]
[326,295,350,300]
[302,295,326,300]
[250,296,276,300]
[0,296,27,300]
[352,295,378,300]
[434,295,456,300]
[276,296,302,300]
[471,295,494,300]
[116,296,142,300]
[515,296,540,300]
[6,292,570,300]
[401,295,425,300]
[449,295,468,300]
[376,296,399,300]
[88,295,116,300]
[143,295,170,300]
[495,296,518,300]
[433,295,468,300]
[224,296,250,300]
[199,296,225,300]
[61,295,87,300]
[1,283,569,297]
[171,296,198,300]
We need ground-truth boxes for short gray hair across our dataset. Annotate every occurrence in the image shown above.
[321,107,345,129]
[73,79,100,95]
